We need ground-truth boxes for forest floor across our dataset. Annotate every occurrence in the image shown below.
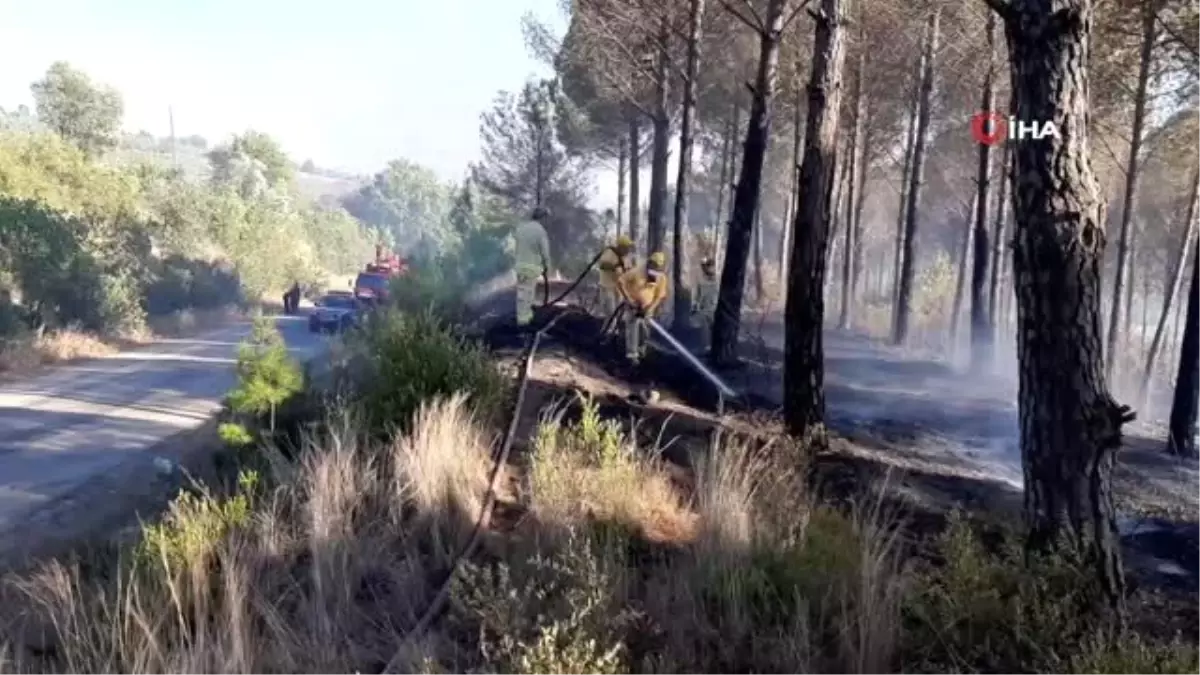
[480,301,1199,595]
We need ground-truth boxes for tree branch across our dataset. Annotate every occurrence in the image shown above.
[721,0,765,34]
[780,0,814,32]
[1158,14,1199,59]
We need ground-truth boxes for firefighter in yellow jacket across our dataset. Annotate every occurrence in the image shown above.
[596,235,634,316]
[616,251,669,363]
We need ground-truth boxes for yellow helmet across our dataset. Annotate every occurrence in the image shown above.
[648,251,666,269]
[615,235,634,251]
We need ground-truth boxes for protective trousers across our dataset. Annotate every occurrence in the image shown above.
[625,313,643,362]
[515,265,539,326]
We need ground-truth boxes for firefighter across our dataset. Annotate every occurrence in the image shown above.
[288,282,302,314]
[693,256,718,329]
[513,206,552,327]
[597,235,635,317]
[616,251,669,364]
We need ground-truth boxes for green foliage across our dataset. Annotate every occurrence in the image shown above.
[31,61,123,158]
[136,470,259,569]
[901,513,1198,674]
[218,422,255,448]
[227,323,303,426]
[341,158,455,254]
[451,529,631,674]
[352,309,507,435]
[471,79,599,271]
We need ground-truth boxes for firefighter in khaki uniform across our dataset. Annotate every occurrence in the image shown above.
[512,207,552,326]
[616,251,670,364]
[596,235,635,317]
[693,256,718,329]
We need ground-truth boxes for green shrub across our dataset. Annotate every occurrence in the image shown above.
[451,529,631,674]
[352,309,506,436]
[136,470,259,569]
[227,321,303,431]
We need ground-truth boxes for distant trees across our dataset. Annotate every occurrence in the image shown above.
[30,61,123,158]
[0,63,379,338]
[472,78,595,270]
[341,158,454,254]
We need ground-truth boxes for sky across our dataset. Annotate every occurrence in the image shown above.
[0,0,570,187]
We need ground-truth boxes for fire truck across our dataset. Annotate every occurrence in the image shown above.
[354,244,408,306]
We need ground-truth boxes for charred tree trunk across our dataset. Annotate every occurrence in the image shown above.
[970,12,998,369]
[851,125,870,311]
[617,139,627,239]
[892,10,939,346]
[951,201,974,345]
[839,47,866,331]
[673,0,706,329]
[785,0,847,442]
[988,138,1012,329]
[1105,0,1159,377]
[628,115,642,246]
[711,0,787,366]
[754,209,765,302]
[893,76,920,307]
[993,0,1133,605]
[1140,168,1199,402]
[648,16,672,255]
[779,95,804,289]
[1167,245,1199,457]
[713,110,733,244]
[1140,268,1151,354]
[717,103,743,266]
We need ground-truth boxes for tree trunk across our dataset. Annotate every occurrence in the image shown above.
[1105,0,1159,377]
[648,16,672,255]
[785,0,847,442]
[995,0,1132,605]
[828,136,851,274]
[1167,245,1199,457]
[839,47,866,331]
[616,138,627,239]
[712,107,734,247]
[1140,266,1151,354]
[951,201,974,345]
[754,209,765,302]
[779,94,804,289]
[850,120,870,312]
[673,0,706,330]
[892,10,939,346]
[711,0,787,366]
[970,12,997,369]
[893,75,920,307]
[988,138,1012,329]
[628,115,642,246]
[1140,168,1199,402]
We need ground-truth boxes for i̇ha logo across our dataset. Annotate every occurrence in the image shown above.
[970,111,1061,145]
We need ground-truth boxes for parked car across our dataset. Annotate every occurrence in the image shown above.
[308,294,360,333]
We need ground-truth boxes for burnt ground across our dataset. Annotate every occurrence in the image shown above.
[472,300,1198,599]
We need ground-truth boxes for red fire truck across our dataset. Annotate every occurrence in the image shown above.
[354,245,408,306]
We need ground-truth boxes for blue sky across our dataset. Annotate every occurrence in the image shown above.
[0,0,564,184]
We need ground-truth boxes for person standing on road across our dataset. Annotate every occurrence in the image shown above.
[512,207,552,327]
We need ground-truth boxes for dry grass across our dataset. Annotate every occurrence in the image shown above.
[0,306,241,377]
[0,329,116,374]
[0,366,1194,673]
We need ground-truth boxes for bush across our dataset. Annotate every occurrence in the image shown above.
[350,309,507,437]
[226,320,304,432]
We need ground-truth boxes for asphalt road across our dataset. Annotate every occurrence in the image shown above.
[0,314,326,556]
